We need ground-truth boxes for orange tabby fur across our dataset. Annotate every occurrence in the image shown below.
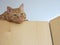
[0,4,27,24]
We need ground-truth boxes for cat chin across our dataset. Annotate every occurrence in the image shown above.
[24,19,28,21]
[15,20,24,24]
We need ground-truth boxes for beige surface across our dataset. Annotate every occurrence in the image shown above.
[50,16,60,45]
[0,20,52,45]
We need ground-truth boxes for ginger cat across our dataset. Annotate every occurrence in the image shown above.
[0,4,27,24]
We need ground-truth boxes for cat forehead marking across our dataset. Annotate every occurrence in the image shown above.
[11,8,21,13]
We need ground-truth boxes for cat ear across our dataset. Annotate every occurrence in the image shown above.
[7,6,12,13]
[19,3,24,12]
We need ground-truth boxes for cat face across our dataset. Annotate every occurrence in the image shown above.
[6,4,26,23]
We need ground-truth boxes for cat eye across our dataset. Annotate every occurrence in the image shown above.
[21,13,23,15]
[14,14,17,16]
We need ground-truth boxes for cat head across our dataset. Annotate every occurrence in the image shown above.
[6,3,26,23]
